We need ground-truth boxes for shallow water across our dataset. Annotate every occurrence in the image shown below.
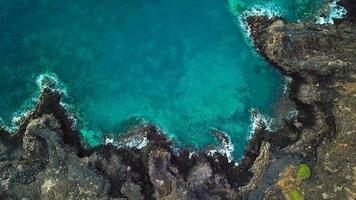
[0,0,325,157]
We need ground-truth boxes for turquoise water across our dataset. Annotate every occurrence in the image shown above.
[0,0,324,157]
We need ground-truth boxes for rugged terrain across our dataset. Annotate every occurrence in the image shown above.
[245,0,356,198]
[0,1,355,200]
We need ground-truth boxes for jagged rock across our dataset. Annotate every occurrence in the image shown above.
[120,181,144,200]
[1,115,109,199]
[1,2,355,200]
[187,160,212,187]
[148,147,193,200]
[0,89,245,200]
[247,16,356,77]
[239,142,271,194]
[245,2,356,199]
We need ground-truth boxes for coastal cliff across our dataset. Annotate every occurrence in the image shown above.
[245,0,356,198]
[0,1,355,200]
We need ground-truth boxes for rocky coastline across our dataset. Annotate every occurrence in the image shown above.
[0,1,355,199]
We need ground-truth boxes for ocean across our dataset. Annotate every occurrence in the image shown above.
[0,0,327,157]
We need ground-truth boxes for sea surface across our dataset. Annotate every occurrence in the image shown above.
[0,0,326,157]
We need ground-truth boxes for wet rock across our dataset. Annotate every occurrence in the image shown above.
[246,2,356,199]
[0,100,243,200]
[1,2,355,200]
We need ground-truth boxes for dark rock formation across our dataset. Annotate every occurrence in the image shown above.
[0,90,242,199]
[243,2,356,199]
[1,2,355,200]
[338,0,356,22]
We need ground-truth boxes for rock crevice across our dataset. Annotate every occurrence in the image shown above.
[1,3,355,200]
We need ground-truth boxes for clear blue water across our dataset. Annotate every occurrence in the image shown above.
[0,0,324,157]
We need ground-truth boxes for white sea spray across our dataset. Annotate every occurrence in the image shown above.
[0,117,5,130]
[103,123,156,150]
[37,73,81,130]
[8,96,38,131]
[11,110,31,125]
[59,102,79,129]
[36,73,68,95]
[283,76,293,95]
[250,109,275,136]
[2,72,76,133]
[316,0,347,24]
[105,138,114,145]
[208,129,235,163]
[104,134,149,150]
[189,151,196,159]
[237,4,282,38]
[126,136,148,149]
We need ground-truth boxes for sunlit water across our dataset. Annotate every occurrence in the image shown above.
[0,0,325,157]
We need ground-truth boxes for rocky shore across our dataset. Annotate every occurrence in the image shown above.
[1,1,355,199]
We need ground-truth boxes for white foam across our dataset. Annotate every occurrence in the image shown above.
[11,110,31,125]
[250,109,275,135]
[126,136,148,149]
[1,73,75,133]
[282,76,292,95]
[237,5,282,38]
[0,117,5,128]
[316,0,347,24]
[59,102,79,129]
[9,96,38,130]
[104,135,149,150]
[189,151,196,159]
[104,124,151,150]
[208,129,235,163]
[36,73,67,95]
[105,138,114,145]
[37,73,80,129]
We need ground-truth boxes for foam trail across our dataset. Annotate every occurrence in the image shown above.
[231,3,282,36]
[104,125,151,150]
[250,109,275,136]
[209,128,235,163]
[234,4,282,47]
[36,73,67,95]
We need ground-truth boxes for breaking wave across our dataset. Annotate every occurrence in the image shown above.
[316,0,347,24]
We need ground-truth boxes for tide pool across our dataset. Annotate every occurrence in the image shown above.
[0,0,325,157]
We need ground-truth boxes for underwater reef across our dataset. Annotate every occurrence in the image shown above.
[0,1,355,199]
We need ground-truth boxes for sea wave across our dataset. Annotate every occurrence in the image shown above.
[235,4,282,38]
[316,0,347,24]
[250,109,275,135]
[3,73,70,132]
[37,73,79,128]
[36,73,68,95]
[7,97,37,131]
[208,128,235,163]
[104,124,153,150]
[282,76,293,95]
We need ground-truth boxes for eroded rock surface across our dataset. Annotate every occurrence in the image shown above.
[0,89,242,200]
[245,3,356,199]
[1,2,355,200]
